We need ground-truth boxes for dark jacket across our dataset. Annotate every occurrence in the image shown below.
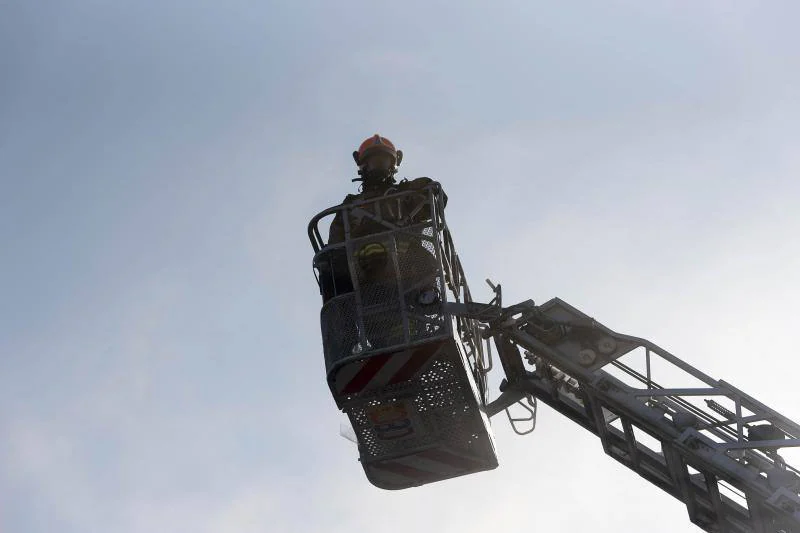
[327,177,447,245]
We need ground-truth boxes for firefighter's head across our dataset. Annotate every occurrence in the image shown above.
[353,134,403,190]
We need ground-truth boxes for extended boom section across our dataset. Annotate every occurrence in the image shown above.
[446,296,800,533]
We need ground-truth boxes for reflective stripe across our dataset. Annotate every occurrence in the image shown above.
[355,243,387,258]
[354,239,424,260]
[334,342,443,395]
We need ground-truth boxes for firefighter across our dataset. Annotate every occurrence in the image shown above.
[321,135,446,296]
[318,135,446,352]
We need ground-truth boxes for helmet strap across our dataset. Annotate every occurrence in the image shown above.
[352,146,400,190]
[360,169,397,191]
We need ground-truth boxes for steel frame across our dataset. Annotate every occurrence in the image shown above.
[445,295,800,533]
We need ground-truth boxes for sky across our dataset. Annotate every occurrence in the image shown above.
[2,1,800,532]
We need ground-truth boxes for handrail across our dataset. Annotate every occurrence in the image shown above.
[307,182,445,253]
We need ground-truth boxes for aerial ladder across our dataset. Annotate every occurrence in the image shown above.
[446,285,800,533]
[309,182,800,533]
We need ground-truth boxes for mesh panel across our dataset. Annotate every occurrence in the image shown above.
[395,224,440,281]
[362,308,406,351]
[395,223,446,344]
[360,282,399,309]
[321,211,451,370]
[417,356,460,385]
[320,295,359,368]
[350,398,440,457]
[413,382,468,413]
[349,235,405,352]
[344,350,490,461]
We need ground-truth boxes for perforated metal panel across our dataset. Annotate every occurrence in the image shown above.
[343,347,495,463]
[320,294,359,368]
[319,221,451,370]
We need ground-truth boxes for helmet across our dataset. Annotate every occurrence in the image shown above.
[357,134,397,161]
[353,134,404,174]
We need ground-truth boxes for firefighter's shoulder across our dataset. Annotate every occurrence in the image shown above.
[401,176,431,187]
[399,177,447,205]
[399,176,447,191]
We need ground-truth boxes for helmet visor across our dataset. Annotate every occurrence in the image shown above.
[363,150,396,171]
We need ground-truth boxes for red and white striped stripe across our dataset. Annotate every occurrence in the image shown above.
[333,342,443,395]
[367,446,491,487]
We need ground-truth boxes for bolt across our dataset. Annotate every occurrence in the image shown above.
[597,336,617,355]
[578,348,597,366]
[672,411,698,430]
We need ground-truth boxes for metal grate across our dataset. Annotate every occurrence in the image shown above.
[320,294,359,367]
[417,357,461,385]
[321,224,452,369]
[351,403,439,457]
[344,350,490,461]
[362,308,406,351]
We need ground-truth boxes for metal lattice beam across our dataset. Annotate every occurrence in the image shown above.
[446,297,800,533]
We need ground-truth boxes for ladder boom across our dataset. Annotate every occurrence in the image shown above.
[446,297,800,533]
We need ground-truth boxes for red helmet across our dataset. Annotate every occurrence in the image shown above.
[353,134,403,168]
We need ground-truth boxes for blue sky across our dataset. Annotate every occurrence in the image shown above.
[2,2,799,532]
